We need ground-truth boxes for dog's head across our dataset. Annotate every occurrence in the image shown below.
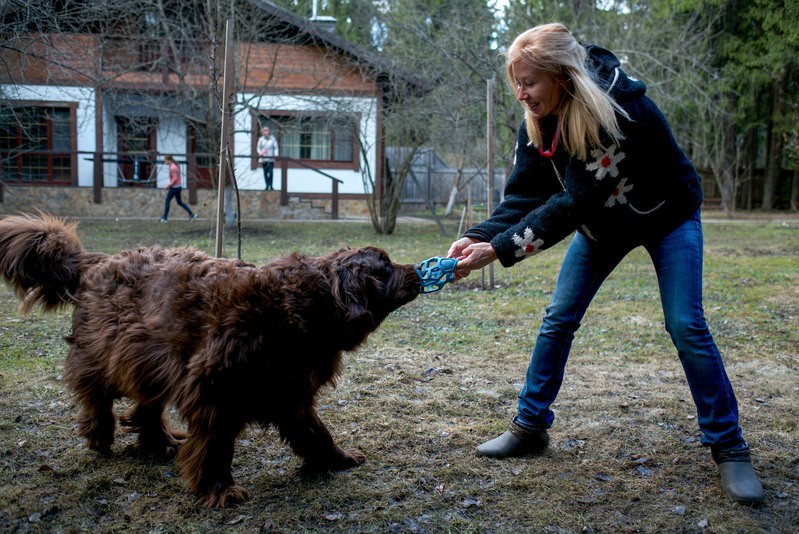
[326,246,420,348]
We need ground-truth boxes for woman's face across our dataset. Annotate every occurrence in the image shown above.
[512,63,564,119]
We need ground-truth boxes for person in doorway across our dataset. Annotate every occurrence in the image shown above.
[257,126,279,190]
[447,23,764,505]
[160,154,196,222]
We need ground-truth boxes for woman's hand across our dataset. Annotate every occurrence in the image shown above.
[447,237,498,279]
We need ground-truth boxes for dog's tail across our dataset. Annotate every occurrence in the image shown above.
[0,213,85,313]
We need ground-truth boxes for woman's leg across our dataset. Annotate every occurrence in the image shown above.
[645,211,763,504]
[162,189,176,220]
[174,188,194,217]
[515,232,632,429]
[264,161,275,189]
[645,212,742,448]
[477,233,631,458]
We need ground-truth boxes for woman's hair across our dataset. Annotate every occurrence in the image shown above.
[164,154,175,163]
[505,22,625,160]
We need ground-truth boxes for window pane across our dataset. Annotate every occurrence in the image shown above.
[21,153,48,182]
[299,130,313,159]
[51,109,71,152]
[282,128,301,159]
[20,108,47,151]
[333,126,353,162]
[119,118,153,153]
[0,108,19,151]
[310,127,329,160]
[52,155,72,182]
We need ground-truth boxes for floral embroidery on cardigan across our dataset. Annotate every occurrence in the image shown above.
[586,146,625,180]
[606,177,633,207]
[512,227,544,258]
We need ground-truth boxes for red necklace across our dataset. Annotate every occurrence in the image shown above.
[538,123,559,158]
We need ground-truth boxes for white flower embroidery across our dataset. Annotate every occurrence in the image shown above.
[586,146,625,180]
[606,178,633,207]
[512,227,544,258]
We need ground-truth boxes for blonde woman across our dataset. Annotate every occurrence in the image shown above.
[447,23,763,504]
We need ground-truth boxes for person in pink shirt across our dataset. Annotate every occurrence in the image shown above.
[160,154,196,222]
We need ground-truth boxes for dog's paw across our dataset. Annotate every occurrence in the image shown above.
[200,484,249,508]
[136,434,184,459]
[302,447,366,473]
[338,447,366,468]
[85,436,114,455]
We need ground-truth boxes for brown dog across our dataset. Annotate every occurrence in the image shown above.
[0,213,420,507]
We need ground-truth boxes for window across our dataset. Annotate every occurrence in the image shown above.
[258,114,357,168]
[116,116,157,186]
[0,105,74,185]
[189,122,216,189]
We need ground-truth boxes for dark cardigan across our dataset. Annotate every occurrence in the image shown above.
[464,45,703,268]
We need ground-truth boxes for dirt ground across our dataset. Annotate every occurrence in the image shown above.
[0,217,797,532]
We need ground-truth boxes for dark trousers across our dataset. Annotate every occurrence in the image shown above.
[262,160,274,190]
[162,187,193,219]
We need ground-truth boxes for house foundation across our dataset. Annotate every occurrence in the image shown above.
[0,186,371,221]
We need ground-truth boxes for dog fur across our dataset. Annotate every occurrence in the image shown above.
[0,213,420,507]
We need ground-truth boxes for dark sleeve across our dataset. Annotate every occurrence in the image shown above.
[463,124,551,243]
[464,121,623,267]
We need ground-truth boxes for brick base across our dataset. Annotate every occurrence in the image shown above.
[0,186,371,220]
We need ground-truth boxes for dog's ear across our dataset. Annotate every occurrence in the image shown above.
[332,265,373,322]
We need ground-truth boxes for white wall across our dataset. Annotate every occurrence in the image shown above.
[1,84,96,187]
[234,93,378,195]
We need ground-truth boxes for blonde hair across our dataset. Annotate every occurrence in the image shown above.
[505,23,625,160]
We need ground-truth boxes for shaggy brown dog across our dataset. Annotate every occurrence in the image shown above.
[0,213,420,507]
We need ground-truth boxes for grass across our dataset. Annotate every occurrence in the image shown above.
[0,213,797,533]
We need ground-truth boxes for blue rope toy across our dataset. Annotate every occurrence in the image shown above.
[416,256,460,294]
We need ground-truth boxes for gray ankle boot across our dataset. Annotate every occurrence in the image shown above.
[476,421,549,458]
[712,443,765,505]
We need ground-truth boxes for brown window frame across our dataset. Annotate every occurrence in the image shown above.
[0,101,78,186]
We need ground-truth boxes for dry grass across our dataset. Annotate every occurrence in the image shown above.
[0,215,797,533]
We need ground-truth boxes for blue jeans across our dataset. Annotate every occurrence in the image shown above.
[162,187,194,219]
[515,211,744,448]
[262,161,274,189]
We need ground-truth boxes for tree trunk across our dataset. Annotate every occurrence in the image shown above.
[712,95,737,217]
[762,78,784,210]
[444,184,459,216]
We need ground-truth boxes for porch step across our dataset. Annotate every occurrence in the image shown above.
[281,195,331,220]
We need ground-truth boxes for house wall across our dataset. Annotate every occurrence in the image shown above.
[0,34,98,85]
[238,43,375,94]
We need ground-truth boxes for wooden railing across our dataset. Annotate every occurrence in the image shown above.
[278,158,343,220]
